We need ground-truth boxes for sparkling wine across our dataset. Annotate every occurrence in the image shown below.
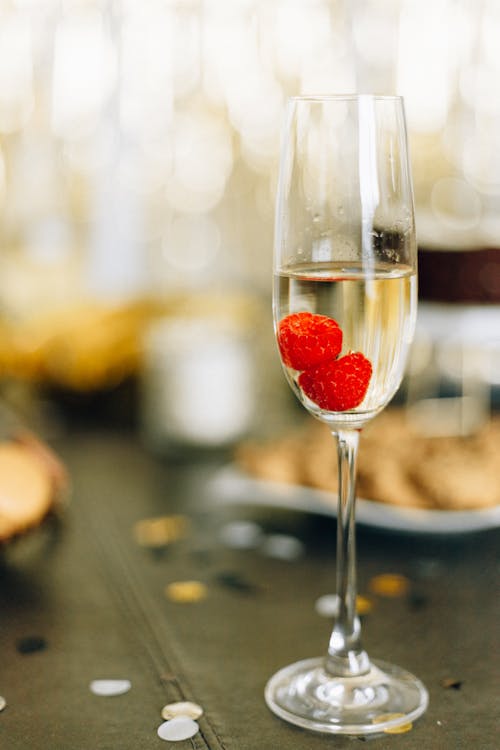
[274,261,417,426]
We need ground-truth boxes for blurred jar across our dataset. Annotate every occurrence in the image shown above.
[404,302,500,436]
[140,293,263,453]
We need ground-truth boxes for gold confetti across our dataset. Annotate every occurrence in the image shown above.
[165,580,208,603]
[134,515,190,548]
[372,713,413,734]
[369,573,410,598]
[384,722,413,734]
[356,595,373,615]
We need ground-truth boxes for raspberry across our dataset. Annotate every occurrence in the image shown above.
[298,352,372,412]
[277,312,342,371]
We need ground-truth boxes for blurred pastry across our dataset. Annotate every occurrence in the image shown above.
[0,436,67,543]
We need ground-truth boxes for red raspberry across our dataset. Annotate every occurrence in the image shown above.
[277,312,342,371]
[298,352,372,412]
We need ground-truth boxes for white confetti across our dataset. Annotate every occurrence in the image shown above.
[89,679,131,697]
[157,716,199,741]
[0,696,6,712]
[161,701,203,720]
[261,534,304,561]
[219,521,263,549]
[315,594,340,617]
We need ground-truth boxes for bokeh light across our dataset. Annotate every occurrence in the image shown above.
[0,0,497,310]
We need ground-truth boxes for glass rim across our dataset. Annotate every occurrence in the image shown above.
[288,94,403,103]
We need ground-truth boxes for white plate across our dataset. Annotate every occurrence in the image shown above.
[208,466,500,535]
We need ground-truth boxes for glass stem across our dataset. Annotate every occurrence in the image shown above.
[326,429,370,678]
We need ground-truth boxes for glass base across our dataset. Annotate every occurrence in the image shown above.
[265,657,428,735]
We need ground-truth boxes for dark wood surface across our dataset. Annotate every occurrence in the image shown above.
[1,429,498,749]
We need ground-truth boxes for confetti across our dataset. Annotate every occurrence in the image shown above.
[372,713,413,734]
[261,534,304,561]
[16,636,47,654]
[219,520,263,549]
[408,592,428,610]
[157,717,199,741]
[134,515,190,548]
[165,580,208,603]
[441,678,462,690]
[89,679,131,697]
[369,573,410,598]
[0,696,6,712]
[215,570,259,594]
[161,701,203,721]
[384,722,413,734]
[355,595,373,615]
[315,594,373,617]
[315,594,339,617]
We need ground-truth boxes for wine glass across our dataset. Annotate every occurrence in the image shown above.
[265,94,428,735]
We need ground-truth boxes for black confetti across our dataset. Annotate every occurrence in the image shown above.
[215,571,259,594]
[353,735,379,743]
[441,678,463,690]
[16,636,47,654]
[408,592,428,611]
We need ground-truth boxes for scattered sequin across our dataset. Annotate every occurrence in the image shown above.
[89,679,131,697]
[408,592,428,611]
[16,636,47,654]
[441,677,462,690]
[161,701,203,720]
[261,534,304,561]
[384,722,413,734]
[165,580,208,603]
[315,594,339,617]
[157,717,199,741]
[356,595,373,615]
[215,570,259,594]
[372,713,413,734]
[369,574,410,598]
[134,515,190,548]
[315,594,373,617]
[219,521,263,549]
[0,696,6,712]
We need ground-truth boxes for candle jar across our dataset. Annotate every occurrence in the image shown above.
[140,313,258,453]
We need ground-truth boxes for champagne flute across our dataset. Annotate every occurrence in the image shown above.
[265,94,428,735]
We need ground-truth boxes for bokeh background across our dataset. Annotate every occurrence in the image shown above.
[0,0,498,447]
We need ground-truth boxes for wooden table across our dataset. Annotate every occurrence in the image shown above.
[1,429,498,749]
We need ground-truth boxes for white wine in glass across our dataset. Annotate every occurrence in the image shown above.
[266,95,428,735]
